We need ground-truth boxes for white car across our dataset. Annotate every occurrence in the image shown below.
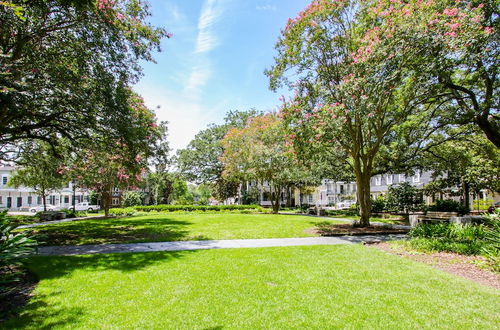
[29,204,59,213]
[335,200,356,209]
[74,202,100,211]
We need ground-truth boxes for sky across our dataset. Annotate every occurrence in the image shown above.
[133,0,311,151]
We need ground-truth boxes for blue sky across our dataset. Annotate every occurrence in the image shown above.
[134,0,310,151]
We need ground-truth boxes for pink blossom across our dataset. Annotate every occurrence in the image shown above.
[116,12,125,21]
[443,8,458,17]
[485,27,493,34]
[166,32,174,39]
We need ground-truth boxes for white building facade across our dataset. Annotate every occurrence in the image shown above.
[0,166,90,211]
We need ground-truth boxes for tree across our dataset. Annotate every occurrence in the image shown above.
[71,91,159,216]
[0,0,169,160]
[221,113,312,213]
[122,191,143,207]
[385,182,423,215]
[363,0,499,147]
[267,0,441,226]
[8,143,68,211]
[177,109,261,202]
[171,179,190,204]
[147,172,175,205]
[422,127,500,207]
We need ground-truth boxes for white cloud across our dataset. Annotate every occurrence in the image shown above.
[195,0,224,53]
[185,65,211,94]
[256,4,277,11]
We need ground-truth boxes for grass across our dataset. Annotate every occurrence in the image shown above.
[24,213,343,246]
[3,245,499,329]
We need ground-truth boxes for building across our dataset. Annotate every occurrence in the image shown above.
[0,166,90,211]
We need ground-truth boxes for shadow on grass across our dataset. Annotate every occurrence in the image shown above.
[28,216,196,246]
[2,291,85,329]
[3,250,196,328]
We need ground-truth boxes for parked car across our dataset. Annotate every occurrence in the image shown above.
[29,204,59,213]
[488,202,500,213]
[74,202,100,212]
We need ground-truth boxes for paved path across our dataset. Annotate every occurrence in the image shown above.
[18,215,109,229]
[38,235,406,256]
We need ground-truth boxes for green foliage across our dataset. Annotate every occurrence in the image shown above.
[385,182,423,214]
[0,0,168,159]
[131,204,263,213]
[371,196,386,213]
[89,191,99,205]
[122,191,143,207]
[407,222,495,257]
[0,212,37,267]
[428,200,469,215]
[482,209,500,271]
[108,208,137,217]
[59,209,87,219]
[472,199,494,211]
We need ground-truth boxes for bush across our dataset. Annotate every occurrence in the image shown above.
[472,199,494,211]
[0,212,37,268]
[325,209,358,217]
[371,196,386,213]
[59,208,87,218]
[108,207,137,216]
[428,199,469,215]
[482,209,500,271]
[122,191,144,207]
[132,204,263,213]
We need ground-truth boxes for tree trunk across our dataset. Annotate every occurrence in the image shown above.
[271,185,281,214]
[102,188,112,217]
[354,169,372,227]
[285,186,292,208]
[463,179,470,212]
[42,189,47,212]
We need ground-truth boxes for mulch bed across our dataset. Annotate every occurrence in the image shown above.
[0,265,38,322]
[314,223,409,236]
[368,242,500,290]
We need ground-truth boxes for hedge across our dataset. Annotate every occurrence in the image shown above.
[119,204,263,213]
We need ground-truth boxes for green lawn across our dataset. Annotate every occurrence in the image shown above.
[4,245,498,329]
[26,213,341,246]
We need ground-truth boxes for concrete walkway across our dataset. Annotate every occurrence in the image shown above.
[18,215,109,229]
[38,234,406,256]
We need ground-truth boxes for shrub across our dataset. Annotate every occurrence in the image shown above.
[108,207,137,216]
[428,199,469,215]
[0,212,37,268]
[122,191,144,207]
[59,208,87,219]
[132,204,263,213]
[482,209,500,271]
[371,196,386,213]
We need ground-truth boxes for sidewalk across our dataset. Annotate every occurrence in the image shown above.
[38,234,407,256]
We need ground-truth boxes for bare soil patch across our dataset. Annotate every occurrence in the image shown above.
[313,223,409,236]
[369,242,500,290]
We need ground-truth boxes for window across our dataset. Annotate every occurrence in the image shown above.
[413,171,420,183]
[375,176,382,186]
[308,194,313,203]
[27,196,32,205]
[112,198,120,205]
[386,175,393,185]
[64,196,69,203]
[399,174,405,183]
[2,176,7,185]
[17,197,22,207]
[0,196,2,204]
[37,196,42,204]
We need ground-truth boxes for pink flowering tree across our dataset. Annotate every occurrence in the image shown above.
[363,0,499,147]
[267,0,439,226]
[71,90,160,216]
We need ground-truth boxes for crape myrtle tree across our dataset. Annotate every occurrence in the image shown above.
[221,113,314,213]
[0,0,169,160]
[70,91,160,216]
[177,110,261,202]
[364,0,499,148]
[267,0,441,226]
[8,142,68,211]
